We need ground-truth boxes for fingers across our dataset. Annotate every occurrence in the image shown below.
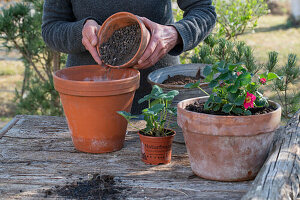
[82,19,102,65]
[82,37,102,65]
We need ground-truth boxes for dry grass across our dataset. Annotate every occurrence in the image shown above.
[238,15,300,66]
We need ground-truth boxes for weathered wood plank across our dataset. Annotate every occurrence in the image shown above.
[0,115,252,199]
[0,117,19,139]
[242,110,300,200]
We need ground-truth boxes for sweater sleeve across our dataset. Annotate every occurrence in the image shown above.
[42,0,98,54]
[169,0,216,56]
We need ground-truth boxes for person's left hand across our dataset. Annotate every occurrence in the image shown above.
[133,17,182,70]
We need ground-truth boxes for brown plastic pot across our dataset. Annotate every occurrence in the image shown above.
[97,12,150,68]
[177,96,281,181]
[53,65,140,153]
[138,130,176,165]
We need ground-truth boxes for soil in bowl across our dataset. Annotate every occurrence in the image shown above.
[162,68,205,85]
[186,101,276,116]
[99,24,141,66]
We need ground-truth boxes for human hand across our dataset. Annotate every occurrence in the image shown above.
[82,19,102,65]
[134,17,182,70]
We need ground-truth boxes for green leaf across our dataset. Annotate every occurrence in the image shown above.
[255,97,268,107]
[267,72,279,80]
[184,80,201,89]
[205,73,214,82]
[138,94,151,104]
[222,104,233,113]
[148,103,164,113]
[213,104,221,111]
[228,82,239,93]
[228,92,238,103]
[232,107,243,114]
[117,111,139,121]
[151,85,163,97]
[235,95,245,106]
[209,80,219,88]
[244,110,252,116]
[204,101,213,110]
[214,96,222,103]
[217,72,231,81]
[203,65,212,76]
[150,99,160,107]
[238,73,252,86]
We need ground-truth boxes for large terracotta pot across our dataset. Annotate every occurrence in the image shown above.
[138,130,176,165]
[177,96,281,181]
[53,65,140,153]
[97,12,150,68]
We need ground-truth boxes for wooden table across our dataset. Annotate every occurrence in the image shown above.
[0,113,299,199]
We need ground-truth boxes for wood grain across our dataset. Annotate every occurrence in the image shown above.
[242,109,300,200]
[0,115,252,199]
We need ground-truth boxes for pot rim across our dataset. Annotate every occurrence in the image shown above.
[96,12,147,68]
[53,65,140,96]
[178,96,281,118]
[138,129,176,139]
[147,63,210,89]
[53,65,139,84]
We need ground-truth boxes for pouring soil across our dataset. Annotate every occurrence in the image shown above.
[97,12,150,68]
[99,24,141,66]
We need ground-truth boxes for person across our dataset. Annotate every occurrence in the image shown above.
[42,0,216,114]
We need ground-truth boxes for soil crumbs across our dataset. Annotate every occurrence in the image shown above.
[100,24,141,66]
[162,68,205,85]
[44,174,129,200]
[186,101,276,116]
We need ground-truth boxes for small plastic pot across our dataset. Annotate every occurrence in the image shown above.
[138,130,176,165]
[53,65,140,153]
[97,12,150,68]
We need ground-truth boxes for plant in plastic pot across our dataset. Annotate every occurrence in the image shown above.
[177,61,282,181]
[118,85,179,165]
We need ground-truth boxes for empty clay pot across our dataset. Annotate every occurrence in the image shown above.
[53,65,140,153]
[138,130,176,165]
[177,96,281,181]
[97,12,150,68]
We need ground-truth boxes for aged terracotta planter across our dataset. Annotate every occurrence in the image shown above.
[177,96,281,181]
[53,65,140,153]
[97,12,150,68]
[138,130,176,165]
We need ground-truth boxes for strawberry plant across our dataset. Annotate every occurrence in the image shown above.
[185,61,280,115]
[118,85,179,137]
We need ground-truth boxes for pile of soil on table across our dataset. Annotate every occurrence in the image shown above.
[162,68,205,85]
[186,101,276,116]
[99,24,141,66]
[43,174,129,200]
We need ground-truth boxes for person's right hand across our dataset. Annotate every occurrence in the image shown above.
[82,19,102,65]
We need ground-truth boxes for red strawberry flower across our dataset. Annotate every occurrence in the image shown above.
[236,72,242,76]
[244,92,256,109]
[259,78,266,84]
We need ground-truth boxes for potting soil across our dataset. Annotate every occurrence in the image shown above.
[44,174,129,199]
[186,101,276,116]
[99,24,141,66]
[162,68,205,85]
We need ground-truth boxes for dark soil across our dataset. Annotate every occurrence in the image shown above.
[186,101,276,116]
[162,68,205,85]
[99,24,141,66]
[44,174,129,200]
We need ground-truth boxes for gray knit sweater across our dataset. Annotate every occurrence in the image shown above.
[42,0,216,114]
